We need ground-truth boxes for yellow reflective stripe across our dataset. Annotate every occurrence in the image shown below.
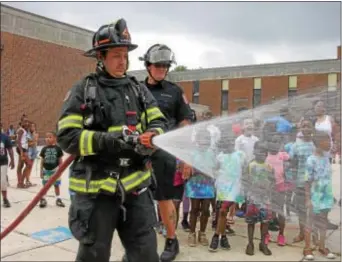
[108,125,143,134]
[69,177,117,193]
[143,107,165,123]
[108,126,123,132]
[121,170,151,192]
[136,123,143,133]
[58,115,83,131]
[153,127,164,135]
[79,130,95,156]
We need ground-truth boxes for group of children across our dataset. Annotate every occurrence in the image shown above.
[2,126,66,209]
[155,117,337,260]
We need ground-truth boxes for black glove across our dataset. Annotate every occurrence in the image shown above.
[93,132,134,154]
[134,144,155,156]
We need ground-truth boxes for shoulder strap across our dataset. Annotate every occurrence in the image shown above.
[128,76,149,131]
[83,73,98,103]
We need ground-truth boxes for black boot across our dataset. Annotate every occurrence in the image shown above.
[160,237,179,262]
[122,253,128,262]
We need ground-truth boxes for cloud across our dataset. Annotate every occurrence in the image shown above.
[3,2,341,70]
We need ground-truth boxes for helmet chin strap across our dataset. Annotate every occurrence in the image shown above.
[146,65,170,84]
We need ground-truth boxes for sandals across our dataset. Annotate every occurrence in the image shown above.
[318,248,336,259]
[17,183,29,189]
[26,181,37,187]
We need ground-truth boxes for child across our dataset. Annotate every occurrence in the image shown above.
[0,129,15,207]
[181,193,191,231]
[209,137,246,252]
[245,141,275,256]
[289,119,315,244]
[302,130,336,260]
[185,128,216,247]
[235,118,259,163]
[283,129,298,220]
[39,131,65,208]
[27,122,39,187]
[266,133,293,246]
[173,159,186,230]
[234,118,259,219]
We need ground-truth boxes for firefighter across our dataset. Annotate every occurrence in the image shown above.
[139,44,193,261]
[56,19,167,262]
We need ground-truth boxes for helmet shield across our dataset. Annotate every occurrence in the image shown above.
[148,49,176,65]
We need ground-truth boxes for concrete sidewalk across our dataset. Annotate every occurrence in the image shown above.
[1,154,341,261]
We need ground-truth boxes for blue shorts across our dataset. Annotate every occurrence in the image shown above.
[28,147,38,160]
[42,169,61,187]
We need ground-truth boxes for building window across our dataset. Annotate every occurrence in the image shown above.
[193,93,199,104]
[327,74,338,110]
[221,80,229,113]
[192,80,200,104]
[288,75,297,102]
[253,78,261,108]
[328,73,337,91]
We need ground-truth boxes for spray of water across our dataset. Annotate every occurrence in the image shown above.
[153,86,340,250]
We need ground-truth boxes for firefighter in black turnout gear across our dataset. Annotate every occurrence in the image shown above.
[56,19,167,262]
[139,44,193,262]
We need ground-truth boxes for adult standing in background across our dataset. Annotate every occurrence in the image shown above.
[139,43,193,262]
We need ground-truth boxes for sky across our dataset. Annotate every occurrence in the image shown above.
[4,1,341,71]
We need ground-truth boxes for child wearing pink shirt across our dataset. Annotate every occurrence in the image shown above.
[173,159,186,229]
[266,134,293,246]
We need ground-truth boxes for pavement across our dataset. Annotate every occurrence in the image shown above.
[1,151,341,261]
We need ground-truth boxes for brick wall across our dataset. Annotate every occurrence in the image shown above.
[261,76,289,103]
[297,73,329,93]
[0,32,95,137]
[198,79,221,116]
[176,73,340,115]
[176,81,193,103]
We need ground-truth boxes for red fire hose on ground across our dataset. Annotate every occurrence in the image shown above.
[0,155,75,240]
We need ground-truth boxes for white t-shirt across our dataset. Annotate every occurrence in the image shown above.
[234,134,259,163]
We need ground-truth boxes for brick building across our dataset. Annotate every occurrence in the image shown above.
[131,48,341,116]
[1,4,341,137]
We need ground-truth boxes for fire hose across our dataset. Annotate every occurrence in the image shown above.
[0,126,149,241]
[0,155,75,240]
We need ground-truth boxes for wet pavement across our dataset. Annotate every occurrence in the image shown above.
[1,152,340,261]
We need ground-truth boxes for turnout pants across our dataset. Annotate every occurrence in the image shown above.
[69,190,159,262]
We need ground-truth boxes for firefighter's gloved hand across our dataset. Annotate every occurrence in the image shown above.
[139,131,157,149]
[134,144,154,156]
[94,132,134,154]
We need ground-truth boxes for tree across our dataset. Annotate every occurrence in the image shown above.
[173,65,188,72]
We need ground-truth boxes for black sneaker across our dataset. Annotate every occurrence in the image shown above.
[259,242,272,256]
[3,198,11,208]
[246,243,254,255]
[226,225,235,236]
[56,198,65,207]
[181,220,190,232]
[39,198,47,208]
[220,235,231,250]
[208,234,219,252]
[160,237,179,262]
